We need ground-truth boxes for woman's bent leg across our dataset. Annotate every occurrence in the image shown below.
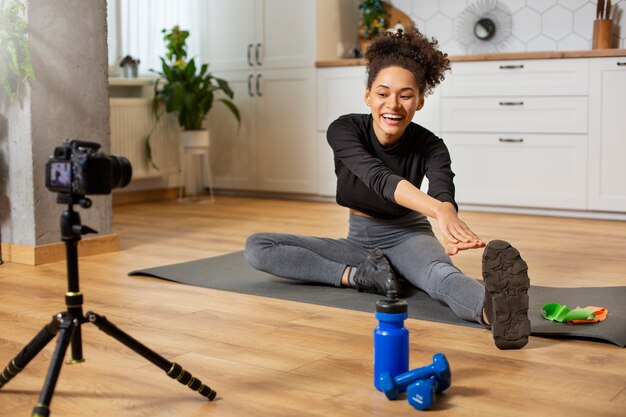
[244,232,368,287]
[384,235,485,323]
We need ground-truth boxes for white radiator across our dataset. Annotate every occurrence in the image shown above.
[109,98,180,179]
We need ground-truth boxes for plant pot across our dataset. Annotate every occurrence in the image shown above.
[122,63,138,78]
[180,129,210,148]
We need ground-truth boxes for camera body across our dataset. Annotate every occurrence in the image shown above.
[45,140,132,195]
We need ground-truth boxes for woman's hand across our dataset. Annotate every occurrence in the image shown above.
[393,181,485,254]
[444,239,486,256]
[436,202,485,255]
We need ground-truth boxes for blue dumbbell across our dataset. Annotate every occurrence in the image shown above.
[407,377,437,410]
[378,352,451,400]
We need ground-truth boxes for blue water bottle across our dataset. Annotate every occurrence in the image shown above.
[373,289,409,391]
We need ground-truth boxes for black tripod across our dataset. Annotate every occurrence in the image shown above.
[0,195,216,417]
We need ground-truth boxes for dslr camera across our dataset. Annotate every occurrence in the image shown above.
[46,140,132,196]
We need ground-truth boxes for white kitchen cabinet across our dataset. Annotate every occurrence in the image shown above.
[588,57,626,212]
[204,0,315,72]
[209,69,317,194]
[202,0,258,72]
[206,71,258,191]
[256,68,317,193]
[440,59,588,97]
[442,97,588,134]
[446,133,588,209]
[203,0,317,194]
[441,58,589,211]
[316,66,369,131]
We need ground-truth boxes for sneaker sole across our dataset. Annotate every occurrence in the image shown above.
[482,240,531,350]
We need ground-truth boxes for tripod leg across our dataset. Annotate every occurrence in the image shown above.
[85,311,216,400]
[32,316,75,417]
[0,315,61,389]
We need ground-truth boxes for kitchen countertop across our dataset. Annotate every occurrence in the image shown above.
[316,48,626,67]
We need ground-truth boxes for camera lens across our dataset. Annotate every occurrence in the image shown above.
[109,155,132,190]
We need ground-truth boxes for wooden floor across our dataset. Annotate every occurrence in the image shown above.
[1,196,625,417]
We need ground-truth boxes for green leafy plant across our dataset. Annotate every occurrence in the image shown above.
[358,0,389,40]
[0,0,35,104]
[146,26,240,168]
[151,26,240,130]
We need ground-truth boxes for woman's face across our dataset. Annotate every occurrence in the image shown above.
[365,66,424,145]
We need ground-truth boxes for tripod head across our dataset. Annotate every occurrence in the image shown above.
[56,192,92,209]
[56,193,98,243]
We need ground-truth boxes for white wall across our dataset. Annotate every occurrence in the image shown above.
[392,0,626,54]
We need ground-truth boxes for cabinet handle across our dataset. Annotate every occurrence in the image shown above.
[499,138,524,143]
[499,64,524,70]
[247,44,254,66]
[618,62,626,66]
[256,74,262,97]
[248,74,254,97]
[499,101,524,106]
[255,43,262,66]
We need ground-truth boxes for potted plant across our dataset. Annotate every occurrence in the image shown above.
[148,25,240,168]
[0,0,35,105]
[357,0,389,54]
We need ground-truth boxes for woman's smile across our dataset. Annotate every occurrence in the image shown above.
[365,66,424,146]
[382,113,404,125]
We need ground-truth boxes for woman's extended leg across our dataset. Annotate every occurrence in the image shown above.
[383,234,485,323]
[244,233,369,287]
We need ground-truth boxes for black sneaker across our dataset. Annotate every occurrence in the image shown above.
[482,240,531,350]
[353,248,399,296]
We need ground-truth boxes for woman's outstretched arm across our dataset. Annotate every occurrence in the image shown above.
[394,179,485,255]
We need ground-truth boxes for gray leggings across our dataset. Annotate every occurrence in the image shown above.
[244,212,485,323]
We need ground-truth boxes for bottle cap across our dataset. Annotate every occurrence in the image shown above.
[375,290,408,314]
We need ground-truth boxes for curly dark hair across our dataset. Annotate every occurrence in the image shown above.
[364,27,450,96]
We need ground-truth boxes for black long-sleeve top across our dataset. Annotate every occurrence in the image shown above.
[327,113,457,219]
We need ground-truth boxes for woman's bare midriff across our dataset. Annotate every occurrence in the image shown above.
[349,208,373,218]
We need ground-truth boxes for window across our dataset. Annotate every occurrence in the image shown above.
[107,0,205,76]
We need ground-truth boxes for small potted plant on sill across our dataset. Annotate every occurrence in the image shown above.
[147,25,240,169]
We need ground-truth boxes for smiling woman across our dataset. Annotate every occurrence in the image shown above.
[244,27,532,351]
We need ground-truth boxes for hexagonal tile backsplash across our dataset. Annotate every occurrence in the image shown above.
[394,0,625,55]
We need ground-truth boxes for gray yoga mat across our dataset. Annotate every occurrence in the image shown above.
[129,251,626,348]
